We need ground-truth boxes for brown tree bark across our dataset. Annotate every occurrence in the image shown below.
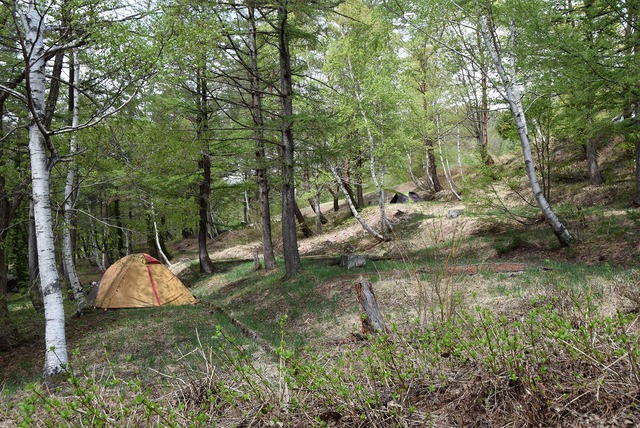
[479,69,492,165]
[278,3,302,275]
[355,280,387,335]
[196,68,215,274]
[247,3,276,271]
[294,201,313,238]
[327,186,340,212]
[585,139,604,186]
[419,78,443,193]
[425,139,442,192]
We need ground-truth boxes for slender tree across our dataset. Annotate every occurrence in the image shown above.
[477,4,574,246]
[195,66,216,274]
[246,2,276,270]
[277,1,302,275]
[62,53,87,315]
[18,0,70,374]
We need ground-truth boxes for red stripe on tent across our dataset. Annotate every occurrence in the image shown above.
[143,254,161,264]
[146,265,161,306]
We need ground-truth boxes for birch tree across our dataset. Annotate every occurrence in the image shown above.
[477,3,574,246]
[16,0,69,375]
[325,0,406,240]
[62,53,86,315]
[5,0,161,375]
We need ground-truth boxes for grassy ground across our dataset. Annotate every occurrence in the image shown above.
[1,180,640,426]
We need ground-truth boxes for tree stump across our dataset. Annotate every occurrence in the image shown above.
[355,280,386,334]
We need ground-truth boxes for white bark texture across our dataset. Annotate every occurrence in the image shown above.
[89,213,106,272]
[437,119,462,201]
[24,2,68,375]
[345,55,392,240]
[329,164,385,241]
[479,15,573,246]
[151,206,171,267]
[63,55,86,315]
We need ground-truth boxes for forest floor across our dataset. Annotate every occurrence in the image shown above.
[2,172,640,426]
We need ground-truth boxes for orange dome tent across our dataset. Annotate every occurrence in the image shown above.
[94,254,197,309]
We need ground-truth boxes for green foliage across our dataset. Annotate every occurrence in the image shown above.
[494,111,519,146]
[12,281,639,426]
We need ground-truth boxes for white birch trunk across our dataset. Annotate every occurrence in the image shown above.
[313,192,322,234]
[329,164,385,241]
[23,2,68,375]
[63,55,86,315]
[479,15,573,246]
[437,125,462,201]
[346,55,392,239]
[154,219,171,266]
[438,139,462,201]
[150,205,171,266]
[243,189,252,226]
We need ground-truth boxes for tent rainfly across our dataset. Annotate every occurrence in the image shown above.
[94,253,197,309]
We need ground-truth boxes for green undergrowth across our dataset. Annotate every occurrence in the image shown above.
[3,205,640,425]
[207,259,352,349]
[6,278,640,427]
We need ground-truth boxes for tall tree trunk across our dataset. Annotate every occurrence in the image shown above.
[113,198,124,257]
[585,139,604,186]
[479,14,574,246]
[425,140,442,192]
[345,55,392,239]
[24,1,69,375]
[479,69,491,164]
[196,68,215,274]
[198,152,215,273]
[247,3,276,271]
[62,54,86,315]
[419,79,442,193]
[278,3,302,275]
